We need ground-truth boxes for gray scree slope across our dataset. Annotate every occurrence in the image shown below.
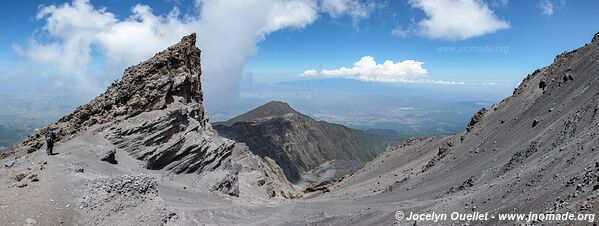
[319,32,599,224]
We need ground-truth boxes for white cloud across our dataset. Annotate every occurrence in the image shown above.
[491,0,509,8]
[540,0,566,16]
[539,0,554,15]
[320,0,378,20]
[302,56,466,85]
[302,56,430,83]
[408,0,510,40]
[193,0,319,104]
[391,26,411,38]
[300,69,318,76]
[13,0,320,103]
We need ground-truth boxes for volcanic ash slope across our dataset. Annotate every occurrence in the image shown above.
[321,32,599,224]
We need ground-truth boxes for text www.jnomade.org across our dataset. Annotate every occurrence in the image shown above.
[395,211,595,223]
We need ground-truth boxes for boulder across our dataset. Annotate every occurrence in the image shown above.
[532,119,539,127]
[211,171,240,197]
[467,108,488,132]
[4,160,15,168]
[28,174,39,182]
[14,173,27,182]
[100,149,117,164]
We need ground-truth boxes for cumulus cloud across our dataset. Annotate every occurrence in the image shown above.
[192,0,318,104]
[408,0,510,40]
[13,0,322,103]
[301,56,431,83]
[301,56,466,85]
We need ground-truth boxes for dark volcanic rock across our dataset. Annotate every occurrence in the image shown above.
[14,173,27,182]
[215,101,391,182]
[92,34,236,174]
[211,171,240,197]
[532,119,539,127]
[466,108,487,132]
[100,149,117,164]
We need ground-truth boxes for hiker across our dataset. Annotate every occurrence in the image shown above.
[45,128,56,155]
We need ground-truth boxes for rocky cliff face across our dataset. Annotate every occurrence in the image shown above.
[214,101,391,183]
[8,34,207,157]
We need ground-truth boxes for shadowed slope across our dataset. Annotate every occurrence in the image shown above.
[215,101,391,182]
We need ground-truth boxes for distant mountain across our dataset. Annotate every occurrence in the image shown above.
[214,101,309,126]
[214,101,391,182]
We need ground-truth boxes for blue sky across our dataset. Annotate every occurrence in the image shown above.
[1,0,599,135]
[245,0,599,82]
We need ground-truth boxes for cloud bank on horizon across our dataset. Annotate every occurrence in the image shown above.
[301,56,467,85]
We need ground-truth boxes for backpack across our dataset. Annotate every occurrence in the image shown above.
[46,130,54,143]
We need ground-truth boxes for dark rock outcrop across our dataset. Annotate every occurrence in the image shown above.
[211,170,240,197]
[100,149,117,164]
[466,108,487,132]
[215,101,391,182]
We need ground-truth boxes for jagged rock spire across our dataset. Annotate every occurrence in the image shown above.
[7,33,207,156]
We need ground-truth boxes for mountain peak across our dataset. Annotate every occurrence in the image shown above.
[217,101,303,126]
[117,32,204,119]
[180,33,196,46]
[262,101,294,111]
